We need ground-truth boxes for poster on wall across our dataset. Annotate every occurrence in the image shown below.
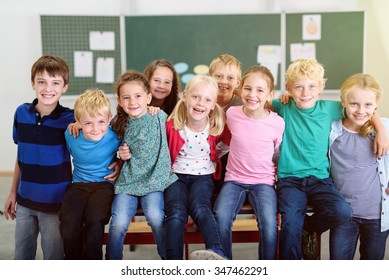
[302,15,321,41]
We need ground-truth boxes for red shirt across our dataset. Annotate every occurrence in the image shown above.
[166,118,230,180]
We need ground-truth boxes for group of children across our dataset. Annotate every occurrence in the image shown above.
[3,52,389,261]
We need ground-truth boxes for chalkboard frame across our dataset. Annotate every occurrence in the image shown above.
[41,15,122,95]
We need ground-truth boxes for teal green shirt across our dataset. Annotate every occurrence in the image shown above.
[272,99,342,179]
[115,110,177,196]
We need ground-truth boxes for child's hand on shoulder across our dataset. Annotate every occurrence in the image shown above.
[278,93,292,104]
[68,122,82,138]
[147,106,160,116]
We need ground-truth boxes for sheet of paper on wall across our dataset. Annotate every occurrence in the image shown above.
[302,15,321,41]
[74,51,93,77]
[89,31,115,51]
[257,45,281,85]
[290,43,316,61]
[96,57,114,83]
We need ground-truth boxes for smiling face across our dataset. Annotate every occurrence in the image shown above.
[32,70,68,114]
[342,87,378,131]
[76,112,110,141]
[117,81,152,119]
[182,81,217,126]
[288,77,323,109]
[149,66,173,102]
[210,64,240,106]
[240,72,274,118]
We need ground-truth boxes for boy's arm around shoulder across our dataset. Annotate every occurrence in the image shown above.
[270,98,285,114]
[371,113,389,157]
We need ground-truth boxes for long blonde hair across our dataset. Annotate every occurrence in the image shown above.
[340,73,382,137]
[167,75,225,136]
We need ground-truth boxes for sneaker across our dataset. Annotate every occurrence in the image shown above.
[301,230,319,260]
[189,249,227,260]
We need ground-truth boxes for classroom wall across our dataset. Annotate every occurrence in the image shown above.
[0,0,388,172]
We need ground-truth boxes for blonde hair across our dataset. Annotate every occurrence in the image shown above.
[285,58,327,89]
[340,73,382,137]
[74,89,111,120]
[209,53,242,80]
[167,75,225,136]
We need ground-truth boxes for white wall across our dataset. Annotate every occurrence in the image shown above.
[2,0,388,172]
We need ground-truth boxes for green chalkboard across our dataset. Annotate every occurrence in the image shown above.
[286,11,364,90]
[40,12,364,93]
[41,16,122,95]
[125,14,281,89]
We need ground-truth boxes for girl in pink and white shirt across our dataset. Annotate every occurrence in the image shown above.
[165,74,230,260]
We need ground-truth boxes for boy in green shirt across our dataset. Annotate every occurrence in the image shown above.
[273,58,388,259]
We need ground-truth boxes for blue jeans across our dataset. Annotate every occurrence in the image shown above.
[15,205,64,260]
[214,181,278,259]
[164,174,224,259]
[330,217,389,259]
[277,176,352,260]
[105,191,165,259]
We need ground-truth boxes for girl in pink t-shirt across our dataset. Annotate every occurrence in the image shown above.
[214,65,285,259]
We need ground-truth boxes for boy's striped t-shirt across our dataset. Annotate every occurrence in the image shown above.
[13,99,74,212]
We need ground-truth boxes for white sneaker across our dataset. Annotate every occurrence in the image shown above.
[189,250,227,260]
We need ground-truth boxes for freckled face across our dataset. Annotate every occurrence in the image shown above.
[288,77,323,109]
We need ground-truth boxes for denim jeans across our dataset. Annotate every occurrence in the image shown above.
[105,191,165,259]
[214,181,278,259]
[330,217,389,259]
[60,182,114,260]
[277,176,352,260]
[164,174,223,259]
[15,204,64,260]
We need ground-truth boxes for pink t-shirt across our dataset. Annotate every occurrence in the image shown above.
[225,106,285,185]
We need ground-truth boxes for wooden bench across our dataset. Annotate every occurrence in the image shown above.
[102,204,321,260]
[105,217,259,259]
